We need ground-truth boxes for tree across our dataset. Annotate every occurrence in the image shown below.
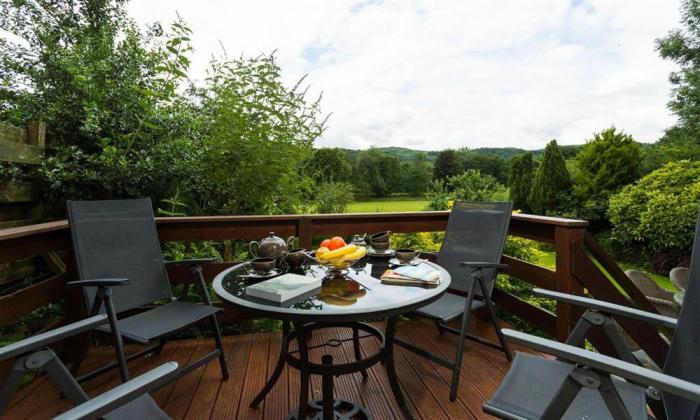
[0,0,199,212]
[305,148,352,183]
[400,153,433,194]
[199,53,326,214]
[528,140,571,214]
[508,152,534,212]
[433,149,461,181]
[355,148,401,197]
[573,127,641,222]
[425,170,507,210]
[656,0,700,141]
[459,150,509,184]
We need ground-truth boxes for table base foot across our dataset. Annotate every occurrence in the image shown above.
[287,399,371,420]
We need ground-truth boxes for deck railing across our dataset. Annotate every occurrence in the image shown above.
[0,211,670,368]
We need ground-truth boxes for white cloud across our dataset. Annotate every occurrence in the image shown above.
[128,0,681,150]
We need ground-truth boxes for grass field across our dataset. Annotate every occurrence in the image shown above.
[347,198,428,213]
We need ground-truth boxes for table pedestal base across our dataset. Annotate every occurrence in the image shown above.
[287,399,371,420]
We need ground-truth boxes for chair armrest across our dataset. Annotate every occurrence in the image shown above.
[459,262,508,270]
[66,278,129,288]
[533,288,677,329]
[52,362,179,420]
[503,329,700,403]
[164,258,216,267]
[0,315,108,362]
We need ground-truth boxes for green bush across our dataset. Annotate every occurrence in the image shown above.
[425,170,507,210]
[314,182,354,214]
[508,152,534,212]
[608,160,700,255]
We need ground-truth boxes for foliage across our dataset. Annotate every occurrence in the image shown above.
[1,1,201,213]
[641,127,700,174]
[528,140,571,214]
[425,170,507,210]
[186,53,325,215]
[608,160,700,256]
[458,150,509,184]
[432,149,461,181]
[656,0,700,141]
[314,181,354,214]
[305,148,353,183]
[390,232,444,252]
[354,147,401,197]
[508,152,534,212]
[572,128,641,223]
[399,153,433,194]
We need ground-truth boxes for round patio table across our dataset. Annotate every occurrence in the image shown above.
[213,259,451,420]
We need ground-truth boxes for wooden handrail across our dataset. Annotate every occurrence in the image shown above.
[1,209,670,372]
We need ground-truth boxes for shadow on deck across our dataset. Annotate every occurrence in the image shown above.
[4,318,539,419]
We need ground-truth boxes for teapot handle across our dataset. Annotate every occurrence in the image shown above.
[286,236,297,249]
[249,241,259,258]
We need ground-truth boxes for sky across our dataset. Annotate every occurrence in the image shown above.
[129,0,682,150]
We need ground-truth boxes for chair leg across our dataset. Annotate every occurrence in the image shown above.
[480,278,512,361]
[103,292,129,382]
[209,314,229,380]
[433,319,445,336]
[449,281,477,401]
[0,360,26,414]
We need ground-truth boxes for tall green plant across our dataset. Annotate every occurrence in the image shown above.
[528,140,571,214]
[198,53,327,214]
[572,127,641,222]
[508,152,534,212]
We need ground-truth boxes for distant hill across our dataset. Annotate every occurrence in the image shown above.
[336,145,584,162]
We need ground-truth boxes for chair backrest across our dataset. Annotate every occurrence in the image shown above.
[67,199,172,313]
[436,201,512,297]
[663,208,700,419]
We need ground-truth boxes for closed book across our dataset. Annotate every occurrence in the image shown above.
[245,273,322,303]
[392,263,440,283]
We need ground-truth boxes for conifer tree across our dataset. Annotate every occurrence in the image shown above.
[508,152,534,211]
[528,140,571,214]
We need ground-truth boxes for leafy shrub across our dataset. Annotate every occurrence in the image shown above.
[314,182,354,214]
[424,170,507,210]
[608,160,700,256]
[508,152,534,212]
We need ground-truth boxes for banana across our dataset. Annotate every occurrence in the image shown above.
[341,246,367,261]
[318,244,357,261]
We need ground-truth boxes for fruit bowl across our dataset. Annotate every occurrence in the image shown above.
[313,242,368,276]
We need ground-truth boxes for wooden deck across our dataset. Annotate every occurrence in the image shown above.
[4,318,538,419]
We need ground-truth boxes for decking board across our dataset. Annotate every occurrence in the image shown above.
[3,318,540,419]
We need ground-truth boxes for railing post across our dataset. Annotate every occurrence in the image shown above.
[553,226,585,341]
[298,216,313,250]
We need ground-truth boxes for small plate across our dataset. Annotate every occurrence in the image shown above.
[367,248,395,258]
[240,268,283,280]
[389,258,421,266]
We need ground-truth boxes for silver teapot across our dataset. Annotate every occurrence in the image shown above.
[249,232,296,263]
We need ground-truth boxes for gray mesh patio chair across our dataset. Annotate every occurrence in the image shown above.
[66,199,228,383]
[396,201,513,401]
[483,209,700,419]
[0,314,178,420]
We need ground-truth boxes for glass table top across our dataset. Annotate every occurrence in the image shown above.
[212,259,451,321]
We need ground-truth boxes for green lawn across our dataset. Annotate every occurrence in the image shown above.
[347,199,428,213]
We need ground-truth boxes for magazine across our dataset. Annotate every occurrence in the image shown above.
[392,263,441,282]
[380,263,441,286]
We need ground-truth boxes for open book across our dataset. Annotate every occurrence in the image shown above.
[381,263,441,286]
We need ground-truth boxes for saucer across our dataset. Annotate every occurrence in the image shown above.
[240,268,283,280]
[366,248,395,258]
[389,258,421,266]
